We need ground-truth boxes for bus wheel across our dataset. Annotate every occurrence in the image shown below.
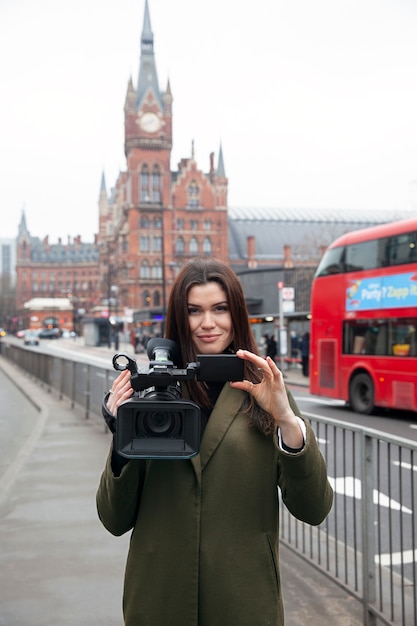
[349,373,374,414]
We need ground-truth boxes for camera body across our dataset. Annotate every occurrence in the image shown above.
[113,338,244,460]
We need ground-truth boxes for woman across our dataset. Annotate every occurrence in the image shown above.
[97,258,333,626]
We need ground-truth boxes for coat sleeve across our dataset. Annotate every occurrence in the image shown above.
[274,390,333,526]
[96,442,147,536]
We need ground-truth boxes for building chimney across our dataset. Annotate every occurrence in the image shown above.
[283,245,294,268]
[247,236,257,268]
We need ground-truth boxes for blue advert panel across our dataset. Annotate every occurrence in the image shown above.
[346,271,417,311]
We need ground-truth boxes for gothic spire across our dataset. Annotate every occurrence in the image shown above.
[136,0,163,110]
[217,143,226,178]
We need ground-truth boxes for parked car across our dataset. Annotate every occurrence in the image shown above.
[38,328,61,339]
[24,330,40,346]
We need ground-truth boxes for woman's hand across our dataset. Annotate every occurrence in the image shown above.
[106,369,134,416]
[231,349,304,448]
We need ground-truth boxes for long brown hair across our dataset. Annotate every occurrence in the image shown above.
[165,257,274,435]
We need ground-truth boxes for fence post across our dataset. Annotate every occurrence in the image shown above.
[361,432,377,625]
[85,364,90,420]
[71,360,76,409]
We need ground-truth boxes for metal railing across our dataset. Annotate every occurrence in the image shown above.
[2,342,417,625]
[280,416,417,626]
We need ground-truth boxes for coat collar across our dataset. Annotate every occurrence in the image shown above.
[190,383,246,479]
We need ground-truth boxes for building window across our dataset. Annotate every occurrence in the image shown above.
[152,166,161,203]
[203,237,212,255]
[153,290,161,306]
[187,181,200,208]
[140,166,150,202]
[177,218,184,231]
[153,236,162,252]
[143,290,151,307]
[176,237,185,255]
[152,261,162,279]
[140,165,161,203]
[153,216,162,229]
[190,237,198,255]
[140,260,150,279]
[140,215,149,229]
[190,220,198,231]
[140,236,150,251]
[203,219,211,231]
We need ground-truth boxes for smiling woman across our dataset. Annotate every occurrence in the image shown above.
[186,282,234,355]
[96,256,333,626]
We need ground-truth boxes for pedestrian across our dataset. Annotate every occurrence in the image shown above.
[96,257,333,626]
[129,328,136,351]
[301,331,310,377]
[265,333,277,361]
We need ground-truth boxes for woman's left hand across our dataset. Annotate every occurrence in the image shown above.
[231,349,304,448]
[107,369,134,416]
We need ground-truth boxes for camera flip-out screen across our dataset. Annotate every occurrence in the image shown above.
[116,398,201,460]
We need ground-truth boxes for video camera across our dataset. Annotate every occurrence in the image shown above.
[112,338,244,460]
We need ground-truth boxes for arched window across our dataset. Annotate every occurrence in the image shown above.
[190,237,198,255]
[140,236,150,252]
[153,290,161,306]
[187,180,200,208]
[203,237,212,255]
[152,165,161,203]
[152,260,162,279]
[176,237,185,255]
[152,236,162,252]
[140,165,162,203]
[140,260,150,279]
[140,215,149,228]
[142,290,151,307]
[140,166,150,202]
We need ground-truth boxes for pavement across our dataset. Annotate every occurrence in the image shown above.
[0,343,363,626]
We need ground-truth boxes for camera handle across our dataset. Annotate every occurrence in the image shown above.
[112,353,138,374]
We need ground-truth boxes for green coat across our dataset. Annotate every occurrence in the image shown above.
[97,384,333,626]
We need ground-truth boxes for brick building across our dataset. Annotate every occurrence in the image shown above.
[97,0,228,333]
[14,0,228,336]
[15,211,100,332]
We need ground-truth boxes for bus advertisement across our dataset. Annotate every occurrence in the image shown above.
[309,217,417,414]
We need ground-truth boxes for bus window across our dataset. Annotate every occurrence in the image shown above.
[392,319,417,356]
[345,238,388,272]
[315,246,345,277]
[343,320,388,356]
[387,231,417,266]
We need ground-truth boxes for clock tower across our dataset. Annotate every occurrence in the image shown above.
[99,0,228,336]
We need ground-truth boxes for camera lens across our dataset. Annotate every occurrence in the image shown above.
[139,411,182,437]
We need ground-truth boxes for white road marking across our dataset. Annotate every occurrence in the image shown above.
[328,476,413,514]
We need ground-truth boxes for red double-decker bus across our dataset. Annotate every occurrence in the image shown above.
[310,217,417,414]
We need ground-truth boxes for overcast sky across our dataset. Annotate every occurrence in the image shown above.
[1,0,417,242]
